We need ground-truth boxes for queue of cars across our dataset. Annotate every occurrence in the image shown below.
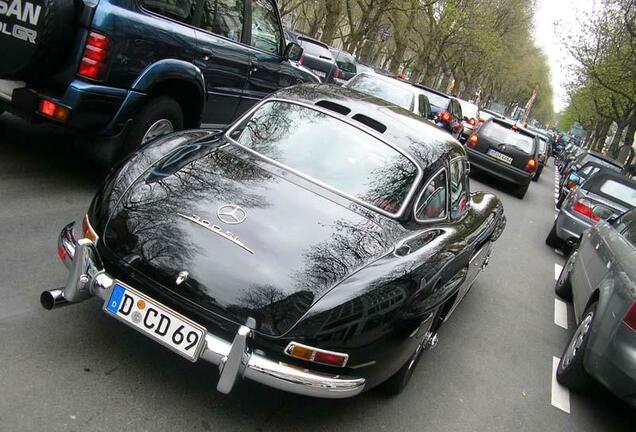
[548,147,636,407]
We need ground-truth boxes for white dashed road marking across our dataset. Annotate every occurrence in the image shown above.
[554,264,563,280]
[551,357,571,413]
[554,299,568,329]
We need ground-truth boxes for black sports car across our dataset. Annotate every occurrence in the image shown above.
[41,85,506,398]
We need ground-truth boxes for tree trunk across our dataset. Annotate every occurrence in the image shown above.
[608,122,626,157]
[623,110,636,148]
[320,0,343,45]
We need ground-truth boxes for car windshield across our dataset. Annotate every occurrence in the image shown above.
[458,100,478,119]
[229,101,418,214]
[298,38,333,59]
[346,74,414,110]
[599,180,636,207]
[330,50,356,73]
[480,122,535,153]
[419,89,449,110]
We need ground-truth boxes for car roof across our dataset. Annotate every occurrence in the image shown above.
[411,83,453,100]
[583,150,622,166]
[297,36,330,49]
[271,84,464,174]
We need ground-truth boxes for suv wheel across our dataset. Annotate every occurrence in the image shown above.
[123,96,184,156]
[513,183,529,199]
[556,303,596,391]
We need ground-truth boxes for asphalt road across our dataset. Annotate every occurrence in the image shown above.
[0,114,633,431]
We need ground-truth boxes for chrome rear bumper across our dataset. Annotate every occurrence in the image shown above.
[42,222,366,398]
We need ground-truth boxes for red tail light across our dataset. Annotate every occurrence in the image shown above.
[467,134,478,148]
[299,56,304,65]
[566,180,577,190]
[78,31,111,81]
[572,199,600,222]
[333,66,340,79]
[468,117,476,126]
[38,99,71,122]
[624,301,636,331]
[524,159,537,172]
[440,111,452,123]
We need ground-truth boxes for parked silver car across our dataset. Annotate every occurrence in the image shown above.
[554,207,636,407]
[547,172,636,251]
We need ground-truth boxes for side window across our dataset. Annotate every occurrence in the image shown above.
[200,0,244,41]
[621,222,636,248]
[250,0,282,55]
[450,158,469,219]
[454,101,462,119]
[418,95,431,118]
[141,0,197,23]
[415,170,448,221]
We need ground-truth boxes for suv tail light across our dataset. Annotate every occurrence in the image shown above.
[524,159,537,172]
[298,56,304,65]
[38,99,71,122]
[439,111,452,123]
[624,301,636,331]
[467,134,478,148]
[78,31,111,81]
[468,117,476,126]
[333,66,340,79]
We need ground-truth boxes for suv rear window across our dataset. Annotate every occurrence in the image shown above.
[458,100,478,119]
[418,89,449,110]
[346,74,414,110]
[229,101,418,215]
[480,122,535,154]
[298,38,333,59]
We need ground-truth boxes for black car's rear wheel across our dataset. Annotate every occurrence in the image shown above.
[380,336,426,396]
[533,165,544,181]
[555,252,576,300]
[557,303,596,391]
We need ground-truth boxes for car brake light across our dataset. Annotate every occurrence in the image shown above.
[524,159,537,172]
[440,111,452,123]
[38,99,71,122]
[285,342,348,367]
[624,301,636,331]
[468,117,476,126]
[82,214,99,242]
[467,134,478,148]
[566,180,577,189]
[78,31,111,81]
[333,66,340,79]
[299,56,304,65]
[572,199,600,222]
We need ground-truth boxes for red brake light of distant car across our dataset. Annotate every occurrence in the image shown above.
[572,199,600,222]
[78,31,111,81]
[333,66,340,79]
[440,111,452,123]
[82,214,99,242]
[298,56,304,65]
[624,301,636,331]
[566,180,577,190]
[468,117,476,126]
[285,342,348,367]
[467,134,479,148]
[38,99,71,122]
[524,159,537,172]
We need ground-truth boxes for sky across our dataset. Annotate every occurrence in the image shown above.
[533,0,599,112]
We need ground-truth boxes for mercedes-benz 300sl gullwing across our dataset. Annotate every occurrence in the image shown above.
[41,85,506,398]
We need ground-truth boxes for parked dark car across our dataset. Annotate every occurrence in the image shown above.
[413,84,463,139]
[0,0,317,164]
[556,161,623,209]
[547,171,636,251]
[457,98,480,142]
[554,207,636,407]
[557,151,623,206]
[345,73,433,122]
[465,118,540,199]
[329,47,357,83]
[297,36,339,82]
[40,84,506,398]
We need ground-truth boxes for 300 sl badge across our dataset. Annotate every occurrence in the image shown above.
[177,213,254,254]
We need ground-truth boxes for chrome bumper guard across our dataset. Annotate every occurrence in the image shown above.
[41,222,365,398]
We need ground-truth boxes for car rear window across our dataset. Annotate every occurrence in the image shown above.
[229,101,418,215]
[346,74,414,111]
[598,180,636,207]
[479,122,535,154]
[418,89,449,110]
[580,154,621,171]
[458,100,478,119]
[299,38,333,59]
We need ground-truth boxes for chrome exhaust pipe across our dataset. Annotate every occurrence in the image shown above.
[40,289,69,310]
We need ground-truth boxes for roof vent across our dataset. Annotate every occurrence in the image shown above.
[316,100,351,115]
[352,113,387,133]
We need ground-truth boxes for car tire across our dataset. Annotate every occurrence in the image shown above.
[556,303,596,391]
[513,183,529,199]
[556,193,566,209]
[121,96,184,157]
[545,222,562,249]
[533,165,543,181]
[555,252,575,300]
[380,338,426,396]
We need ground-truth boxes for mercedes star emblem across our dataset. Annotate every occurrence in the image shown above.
[217,204,247,225]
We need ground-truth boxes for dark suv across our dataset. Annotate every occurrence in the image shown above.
[412,84,463,139]
[0,0,318,163]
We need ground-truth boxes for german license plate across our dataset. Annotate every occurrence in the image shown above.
[487,149,513,164]
[312,69,327,78]
[104,281,206,361]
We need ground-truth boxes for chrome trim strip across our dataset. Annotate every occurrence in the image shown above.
[177,213,254,254]
[223,97,424,219]
[413,166,450,224]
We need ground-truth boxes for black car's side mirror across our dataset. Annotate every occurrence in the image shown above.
[284,42,303,62]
